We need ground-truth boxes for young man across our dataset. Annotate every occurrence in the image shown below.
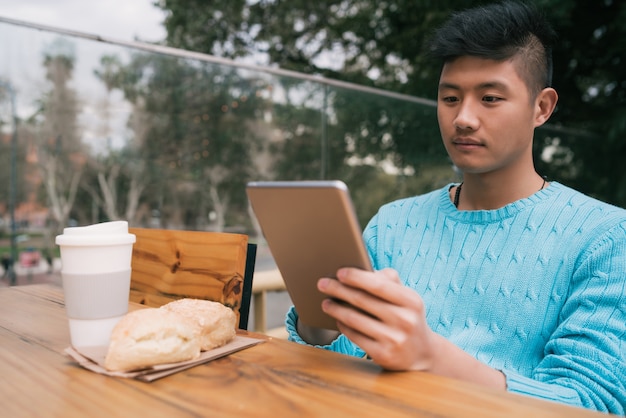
[285,1,626,413]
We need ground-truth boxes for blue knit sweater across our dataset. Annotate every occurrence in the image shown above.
[286,182,626,414]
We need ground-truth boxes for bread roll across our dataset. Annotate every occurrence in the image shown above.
[104,308,201,372]
[161,298,236,351]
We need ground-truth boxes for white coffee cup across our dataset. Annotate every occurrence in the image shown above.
[55,221,136,348]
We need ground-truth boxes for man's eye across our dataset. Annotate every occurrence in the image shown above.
[483,96,502,103]
[441,96,459,103]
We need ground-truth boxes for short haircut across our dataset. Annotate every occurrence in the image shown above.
[427,1,557,98]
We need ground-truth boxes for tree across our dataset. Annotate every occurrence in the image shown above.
[34,39,85,237]
[0,84,28,226]
[94,51,266,230]
[90,55,148,223]
[544,0,626,205]
[156,0,626,207]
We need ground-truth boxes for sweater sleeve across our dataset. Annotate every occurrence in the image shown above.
[285,306,366,357]
[504,222,626,414]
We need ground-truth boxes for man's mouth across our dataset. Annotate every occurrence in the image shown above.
[452,137,484,149]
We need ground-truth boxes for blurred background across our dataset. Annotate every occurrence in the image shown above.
[0,0,624,331]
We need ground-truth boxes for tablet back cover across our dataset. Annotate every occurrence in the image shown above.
[246,180,372,330]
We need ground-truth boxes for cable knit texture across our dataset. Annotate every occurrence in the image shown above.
[286,182,626,414]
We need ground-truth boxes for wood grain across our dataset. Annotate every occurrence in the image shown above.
[128,228,248,323]
[0,284,608,418]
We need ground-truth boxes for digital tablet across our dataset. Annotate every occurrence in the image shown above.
[246,180,372,330]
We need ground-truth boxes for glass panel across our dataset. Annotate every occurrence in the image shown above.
[0,18,448,286]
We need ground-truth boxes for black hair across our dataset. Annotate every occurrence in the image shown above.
[428,1,557,97]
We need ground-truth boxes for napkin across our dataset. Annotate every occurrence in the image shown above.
[65,335,265,382]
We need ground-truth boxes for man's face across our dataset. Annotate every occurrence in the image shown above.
[437,56,540,176]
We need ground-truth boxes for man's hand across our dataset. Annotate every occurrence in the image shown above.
[317,267,437,371]
[317,267,506,389]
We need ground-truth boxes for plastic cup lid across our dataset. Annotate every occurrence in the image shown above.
[55,221,136,246]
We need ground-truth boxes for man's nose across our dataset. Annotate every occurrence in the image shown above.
[453,101,479,130]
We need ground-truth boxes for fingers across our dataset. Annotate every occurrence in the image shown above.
[318,269,425,338]
[321,298,384,342]
[317,268,433,371]
[338,267,400,285]
[318,267,415,311]
[329,303,425,371]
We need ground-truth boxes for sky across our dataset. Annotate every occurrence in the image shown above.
[0,0,169,152]
[0,0,167,43]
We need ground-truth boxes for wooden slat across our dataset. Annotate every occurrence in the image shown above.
[128,228,248,323]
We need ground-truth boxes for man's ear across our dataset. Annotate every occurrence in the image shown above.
[534,87,558,127]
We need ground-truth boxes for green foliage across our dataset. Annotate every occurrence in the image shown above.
[92,51,267,229]
[157,0,626,208]
[543,0,626,206]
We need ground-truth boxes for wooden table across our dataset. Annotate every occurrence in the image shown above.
[0,284,607,417]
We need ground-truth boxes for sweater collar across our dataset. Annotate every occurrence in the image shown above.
[440,181,560,223]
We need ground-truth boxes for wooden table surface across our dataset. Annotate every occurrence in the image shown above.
[0,284,607,417]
